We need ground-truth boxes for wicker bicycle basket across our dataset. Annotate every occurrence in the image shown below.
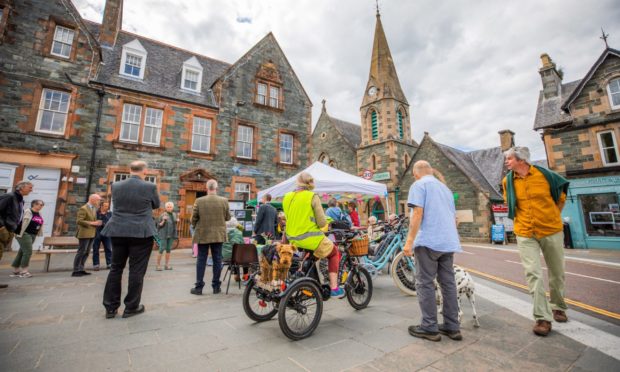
[349,236,369,256]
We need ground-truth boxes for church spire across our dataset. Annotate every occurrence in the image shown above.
[363,9,408,106]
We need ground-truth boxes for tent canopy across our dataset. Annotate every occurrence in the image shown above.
[257,162,388,200]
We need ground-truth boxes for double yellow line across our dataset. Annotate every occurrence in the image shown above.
[462,266,620,321]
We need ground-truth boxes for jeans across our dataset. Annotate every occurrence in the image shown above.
[516,231,567,321]
[103,237,153,311]
[74,238,94,272]
[414,246,460,333]
[92,234,112,267]
[195,243,223,290]
[13,233,35,268]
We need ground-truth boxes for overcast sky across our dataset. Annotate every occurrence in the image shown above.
[73,0,620,160]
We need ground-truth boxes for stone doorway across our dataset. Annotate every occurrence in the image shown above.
[178,169,215,241]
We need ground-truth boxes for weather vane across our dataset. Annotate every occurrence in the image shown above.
[600,28,609,49]
[376,0,380,16]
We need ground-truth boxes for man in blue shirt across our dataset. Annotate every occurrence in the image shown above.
[403,160,462,342]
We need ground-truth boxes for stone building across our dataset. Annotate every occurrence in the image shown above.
[0,0,312,243]
[534,47,620,249]
[311,10,418,221]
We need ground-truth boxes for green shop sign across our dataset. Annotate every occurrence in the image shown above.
[372,172,390,181]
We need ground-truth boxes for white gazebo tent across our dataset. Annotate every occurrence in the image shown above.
[258,162,389,214]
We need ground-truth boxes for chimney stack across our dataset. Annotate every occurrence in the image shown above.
[539,53,562,99]
[498,130,515,152]
[99,0,123,48]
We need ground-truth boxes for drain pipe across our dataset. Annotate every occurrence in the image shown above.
[85,88,105,202]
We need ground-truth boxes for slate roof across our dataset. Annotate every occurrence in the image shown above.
[85,21,230,108]
[329,115,362,149]
[533,79,580,130]
[434,141,505,201]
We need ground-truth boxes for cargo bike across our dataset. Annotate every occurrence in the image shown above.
[242,229,373,340]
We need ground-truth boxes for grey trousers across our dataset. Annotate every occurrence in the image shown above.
[74,238,94,272]
[414,246,460,332]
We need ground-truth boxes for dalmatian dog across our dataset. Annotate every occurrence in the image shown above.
[435,265,480,327]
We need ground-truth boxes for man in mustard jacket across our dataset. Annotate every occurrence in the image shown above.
[72,194,102,277]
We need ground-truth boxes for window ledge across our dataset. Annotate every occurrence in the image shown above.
[32,131,68,140]
[277,162,298,170]
[118,74,145,82]
[45,53,74,63]
[113,141,164,153]
[252,102,284,112]
[187,151,215,160]
[180,88,202,96]
[233,157,258,165]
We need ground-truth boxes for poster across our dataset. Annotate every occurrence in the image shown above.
[492,204,514,232]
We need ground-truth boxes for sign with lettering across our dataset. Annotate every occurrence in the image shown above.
[372,172,390,181]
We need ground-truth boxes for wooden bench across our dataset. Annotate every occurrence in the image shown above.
[38,236,79,272]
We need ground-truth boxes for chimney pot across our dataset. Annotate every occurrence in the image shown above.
[498,130,515,152]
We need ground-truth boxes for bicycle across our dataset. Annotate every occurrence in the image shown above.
[242,234,373,341]
[360,215,417,296]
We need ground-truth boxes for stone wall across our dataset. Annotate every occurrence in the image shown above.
[311,112,357,175]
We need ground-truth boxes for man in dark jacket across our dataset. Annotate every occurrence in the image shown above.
[102,161,160,318]
[0,181,33,289]
[253,194,277,244]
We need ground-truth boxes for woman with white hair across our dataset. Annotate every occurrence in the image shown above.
[156,202,177,271]
[222,217,246,281]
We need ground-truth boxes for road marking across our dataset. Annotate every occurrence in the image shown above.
[504,260,620,285]
[461,250,474,255]
[473,280,620,361]
[462,244,620,268]
[463,267,620,321]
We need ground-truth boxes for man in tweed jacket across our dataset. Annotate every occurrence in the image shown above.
[190,179,230,295]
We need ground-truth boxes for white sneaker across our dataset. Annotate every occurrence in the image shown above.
[10,272,20,278]
[19,272,33,278]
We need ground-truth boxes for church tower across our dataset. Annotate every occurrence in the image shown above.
[357,7,418,215]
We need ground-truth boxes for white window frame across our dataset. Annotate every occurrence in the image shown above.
[269,86,280,108]
[234,182,251,201]
[35,88,71,135]
[191,117,212,153]
[236,125,253,159]
[256,83,267,105]
[119,39,147,80]
[279,133,293,164]
[607,78,620,110]
[50,25,75,59]
[120,103,142,143]
[181,57,203,93]
[142,107,163,146]
[114,173,156,184]
[597,130,620,167]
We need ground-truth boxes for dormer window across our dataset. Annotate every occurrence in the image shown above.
[181,56,203,93]
[119,39,147,80]
[608,78,620,110]
[51,26,75,58]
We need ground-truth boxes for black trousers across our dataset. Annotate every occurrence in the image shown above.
[103,237,153,311]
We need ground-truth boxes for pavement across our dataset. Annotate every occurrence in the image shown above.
[1,247,620,372]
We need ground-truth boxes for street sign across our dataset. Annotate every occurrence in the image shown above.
[373,172,390,181]
[362,169,374,180]
[491,224,505,243]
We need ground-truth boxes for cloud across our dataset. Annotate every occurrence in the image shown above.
[236,16,252,24]
[73,0,620,160]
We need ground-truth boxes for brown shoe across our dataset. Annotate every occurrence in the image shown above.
[553,310,568,323]
[533,320,552,336]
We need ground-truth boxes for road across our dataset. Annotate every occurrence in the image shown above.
[455,244,620,325]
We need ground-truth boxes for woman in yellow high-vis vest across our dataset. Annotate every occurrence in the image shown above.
[282,172,344,298]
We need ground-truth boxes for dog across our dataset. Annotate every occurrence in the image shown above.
[435,265,480,327]
[259,243,296,285]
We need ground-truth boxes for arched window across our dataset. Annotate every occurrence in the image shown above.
[319,153,329,164]
[371,110,378,140]
[404,153,409,168]
[329,160,337,169]
[397,111,404,139]
[371,154,377,170]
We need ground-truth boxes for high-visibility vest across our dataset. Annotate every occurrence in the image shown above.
[283,190,324,250]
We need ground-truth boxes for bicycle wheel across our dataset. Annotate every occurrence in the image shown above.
[243,279,278,322]
[345,266,373,310]
[278,280,323,340]
[390,251,417,296]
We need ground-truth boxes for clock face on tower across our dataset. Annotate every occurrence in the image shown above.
[367,86,377,96]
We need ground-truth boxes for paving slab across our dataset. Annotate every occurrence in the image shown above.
[0,249,619,371]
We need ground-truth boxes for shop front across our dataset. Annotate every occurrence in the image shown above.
[562,176,620,249]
